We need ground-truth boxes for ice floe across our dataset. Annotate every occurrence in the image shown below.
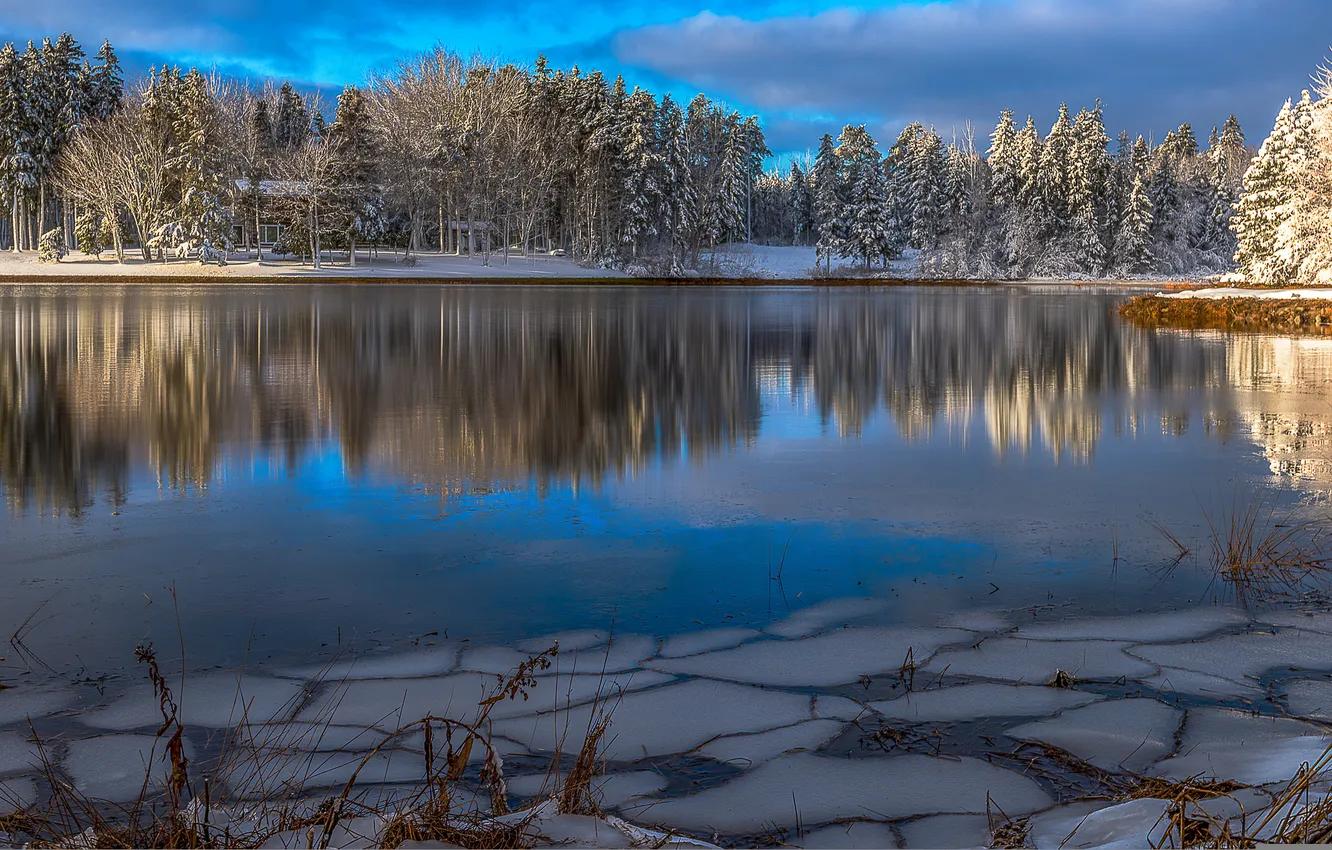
[0,776,36,817]
[0,686,77,727]
[765,598,891,638]
[696,719,846,766]
[795,820,900,849]
[64,733,199,802]
[494,679,844,762]
[896,814,990,849]
[870,683,1102,722]
[1014,608,1247,643]
[277,645,462,681]
[924,638,1157,683]
[658,628,761,658]
[1140,666,1264,701]
[1025,798,1170,849]
[1129,628,1332,680]
[1152,707,1330,785]
[516,629,611,654]
[1005,699,1181,773]
[647,627,972,687]
[461,635,654,677]
[506,770,667,813]
[0,731,42,776]
[635,752,1051,833]
[82,673,308,731]
[1284,678,1332,720]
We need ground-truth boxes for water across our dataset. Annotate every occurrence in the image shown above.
[1,282,1328,678]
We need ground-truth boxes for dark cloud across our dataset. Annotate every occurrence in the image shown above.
[613,0,1332,153]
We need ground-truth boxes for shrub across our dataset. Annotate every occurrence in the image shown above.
[37,229,66,264]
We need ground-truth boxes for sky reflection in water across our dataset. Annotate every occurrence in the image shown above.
[0,284,1328,674]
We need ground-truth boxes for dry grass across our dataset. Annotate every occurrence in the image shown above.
[0,638,652,850]
[1200,490,1330,606]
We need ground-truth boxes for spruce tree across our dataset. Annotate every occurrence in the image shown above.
[812,133,843,271]
[837,124,890,267]
[1115,172,1153,274]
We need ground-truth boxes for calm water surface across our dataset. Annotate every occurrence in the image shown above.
[2,283,1329,676]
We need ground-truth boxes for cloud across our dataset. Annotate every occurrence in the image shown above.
[613,0,1332,151]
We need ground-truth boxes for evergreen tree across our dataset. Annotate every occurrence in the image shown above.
[836,124,890,267]
[1115,171,1153,274]
[988,108,1020,208]
[330,85,381,266]
[790,160,813,245]
[1233,97,1312,284]
[811,133,843,271]
[88,39,122,119]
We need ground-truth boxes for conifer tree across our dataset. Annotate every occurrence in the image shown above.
[812,133,843,271]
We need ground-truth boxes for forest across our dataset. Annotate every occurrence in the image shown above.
[0,31,1322,283]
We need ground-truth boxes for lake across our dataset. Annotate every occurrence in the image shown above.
[0,282,1327,678]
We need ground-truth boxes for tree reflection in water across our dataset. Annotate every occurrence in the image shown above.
[0,286,1241,515]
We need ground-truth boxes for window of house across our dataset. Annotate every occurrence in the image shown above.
[260,224,282,244]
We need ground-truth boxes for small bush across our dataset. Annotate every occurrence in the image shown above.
[73,212,104,259]
[37,229,66,264]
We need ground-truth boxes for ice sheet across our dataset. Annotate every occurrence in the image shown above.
[647,627,972,687]
[493,679,830,761]
[64,733,199,802]
[1005,699,1181,773]
[870,683,1102,722]
[1015,609,1247,643]
[925,638,1158,683]
[277,646,462,681]
[766,599,891,638]
[658,628,761,658]
[1129,628,1332,680]
[635,753,1051,833]
[1026,798,1170,849]
[697,719,846,766]
[83,673,308,730]
[896,814,989,849]
[796,820,900,849]
[1153,707,1330,784]
[0,686,77,727]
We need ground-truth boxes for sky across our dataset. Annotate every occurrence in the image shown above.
[2,0,1331,161]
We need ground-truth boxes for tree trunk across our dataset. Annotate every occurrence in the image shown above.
[255,202,263,264]
[311,207,321,270]
[37,182,46,239]
[438,199,445,253]
[467,203,475,258]
[11,193,19,253]
[349,234,357,268]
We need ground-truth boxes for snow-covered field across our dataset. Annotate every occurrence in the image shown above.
[0,250,625,280]
[4,599,1332,847]
[0,245,1210,284]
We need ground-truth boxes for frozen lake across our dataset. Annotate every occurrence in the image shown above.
[1,282,1328,675]
[7,283,1332,845]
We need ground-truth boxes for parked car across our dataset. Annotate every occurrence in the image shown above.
[549,248,567,257]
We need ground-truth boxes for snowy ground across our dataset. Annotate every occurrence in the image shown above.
[1161,286,1332,300]
[0,244,1176,284]
[6,599,1332,847]
[0,249,625,280]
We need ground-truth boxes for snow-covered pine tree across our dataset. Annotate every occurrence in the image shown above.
[908,126,945,250]
[812,133,843,271]
[1114,171,1153,275]
[836,124,890,268]
[1069,103,1110,274]
[657,94,695,271]
[1233,96,1310,284]
[618,87,661,259]
[88,40,122,120]
[790,160,814,245]
[988,109,1020,209]
[1039,103,1075,224]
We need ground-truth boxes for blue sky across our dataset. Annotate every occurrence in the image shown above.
[2,0,1330,159]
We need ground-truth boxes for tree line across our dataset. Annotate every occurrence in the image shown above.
[746,107,1253,279]
[2,34,769,271]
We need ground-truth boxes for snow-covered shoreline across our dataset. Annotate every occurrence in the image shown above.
[5,597,1332,847]
[0,245,1195,285]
